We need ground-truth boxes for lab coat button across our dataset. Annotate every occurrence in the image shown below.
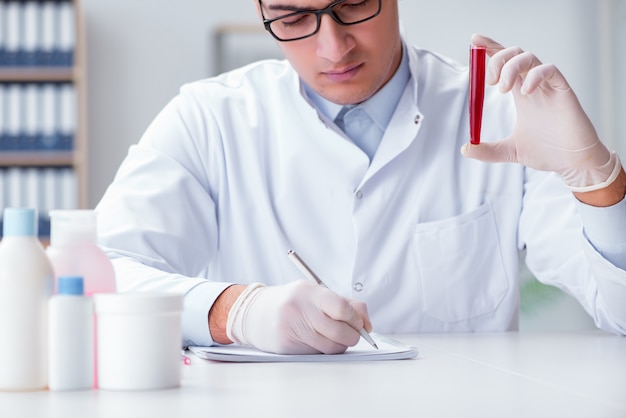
[414,115,421,124]
[355,190,363,199]
[353,282,364,292]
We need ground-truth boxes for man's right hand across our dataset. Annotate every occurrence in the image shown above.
[219,280,372,355]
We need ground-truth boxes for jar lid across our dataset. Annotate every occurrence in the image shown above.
[94,293,183,314]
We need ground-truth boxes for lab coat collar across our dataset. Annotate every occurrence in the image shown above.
[360,45,423,185]
[294,37,424,186]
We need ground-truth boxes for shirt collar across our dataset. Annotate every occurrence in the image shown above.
[303,43,410,131]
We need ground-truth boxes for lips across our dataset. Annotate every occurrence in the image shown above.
[323,63,363,82]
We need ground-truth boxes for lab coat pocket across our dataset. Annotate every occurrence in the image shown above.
[412,202,509,323]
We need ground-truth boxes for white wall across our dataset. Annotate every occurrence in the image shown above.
[83,0,258,207]
[83,0,621,207]
[612,1,626,157]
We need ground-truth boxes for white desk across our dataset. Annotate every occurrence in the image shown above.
[1,331,624,418]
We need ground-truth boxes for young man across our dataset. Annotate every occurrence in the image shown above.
[95,0,626,354]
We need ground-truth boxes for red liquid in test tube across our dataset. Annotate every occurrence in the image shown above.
[469,45,486,145]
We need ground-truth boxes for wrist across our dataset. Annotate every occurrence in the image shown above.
[574,165,626,207]
[225,283,267,346]
[208,284,247,344]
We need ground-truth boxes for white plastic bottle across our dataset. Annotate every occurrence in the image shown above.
[46,210,116,295]
[48,276,94,391]
[46,210,116,389]
[0,208,54,391]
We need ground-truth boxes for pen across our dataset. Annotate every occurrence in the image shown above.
[180,350,191,366]
[287,250,378,350]
[469,44,486,145]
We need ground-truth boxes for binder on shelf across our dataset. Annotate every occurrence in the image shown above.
[22,1,40,67]
[6,166,24,208]
[24,167,41,212]
[57,1,75,67]
[0,169,5,211]
[0,0,76,68]
[5,83,22,151]
[3,1,21,67]
[0,84,5,149]
[59,167,77,210]
[41,166,59,214]
[23,83,40,150]
[58,83,75,150]
[0,2,6,66]
[39,1,57,67]
[40,83,61,150]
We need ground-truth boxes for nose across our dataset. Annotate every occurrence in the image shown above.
[315,14,355,63]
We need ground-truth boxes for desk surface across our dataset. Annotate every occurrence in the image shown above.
[1,331,625,418]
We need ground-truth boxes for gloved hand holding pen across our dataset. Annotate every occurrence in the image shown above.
[226,280,372,355]
[461,33,622,194]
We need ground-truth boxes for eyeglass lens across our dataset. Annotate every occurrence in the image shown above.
[265,0,381,41]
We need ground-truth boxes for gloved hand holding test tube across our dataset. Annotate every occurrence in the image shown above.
[462,34,621,193]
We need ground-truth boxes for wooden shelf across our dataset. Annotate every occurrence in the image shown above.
[0,67,74,82]
[0,152,75,167]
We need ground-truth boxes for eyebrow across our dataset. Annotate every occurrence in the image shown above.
[263,1,326,13]
[269,5,302,12]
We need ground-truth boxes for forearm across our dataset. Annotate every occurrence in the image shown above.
[106,256,236,346]
[574,166,626,207]
[208,284,247,344]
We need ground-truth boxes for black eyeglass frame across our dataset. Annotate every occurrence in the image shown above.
[259,0,383,42]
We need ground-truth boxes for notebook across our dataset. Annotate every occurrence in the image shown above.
[188,334,418,363]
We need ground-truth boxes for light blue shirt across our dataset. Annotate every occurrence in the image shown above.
[304,45,410,162]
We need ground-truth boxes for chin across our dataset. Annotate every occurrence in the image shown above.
[320,87,374,106]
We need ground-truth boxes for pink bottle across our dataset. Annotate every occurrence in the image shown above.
[46,210,116,295]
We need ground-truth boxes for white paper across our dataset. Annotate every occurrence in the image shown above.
[189,334,418,363]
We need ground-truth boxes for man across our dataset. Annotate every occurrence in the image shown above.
[95,0,626,354]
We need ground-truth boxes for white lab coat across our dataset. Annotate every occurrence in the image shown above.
[96,44,626,345]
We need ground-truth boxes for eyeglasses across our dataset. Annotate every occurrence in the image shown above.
[259,0,382,42]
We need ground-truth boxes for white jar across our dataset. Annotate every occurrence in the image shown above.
[94,293,183,391]
[48,276,94,391]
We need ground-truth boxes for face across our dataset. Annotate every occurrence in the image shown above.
[256,0,402,105]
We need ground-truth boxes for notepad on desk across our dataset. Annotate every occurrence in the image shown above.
[188,334,418,363]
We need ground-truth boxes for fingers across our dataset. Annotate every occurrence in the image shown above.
[461,140,519,164]
[521,63,570,95]
[297,313,362,354]
[315,288,366,339]
[349,299,373,332]
[306,284,374,350]
[471,33,505,55]
[472,33,552,94]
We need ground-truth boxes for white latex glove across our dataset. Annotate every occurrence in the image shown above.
[226,281,372,354]
[461,34,621,193]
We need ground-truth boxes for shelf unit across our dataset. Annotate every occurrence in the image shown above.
[0,0,88,238]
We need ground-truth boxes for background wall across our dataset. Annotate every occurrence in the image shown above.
[81,0,622,330]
